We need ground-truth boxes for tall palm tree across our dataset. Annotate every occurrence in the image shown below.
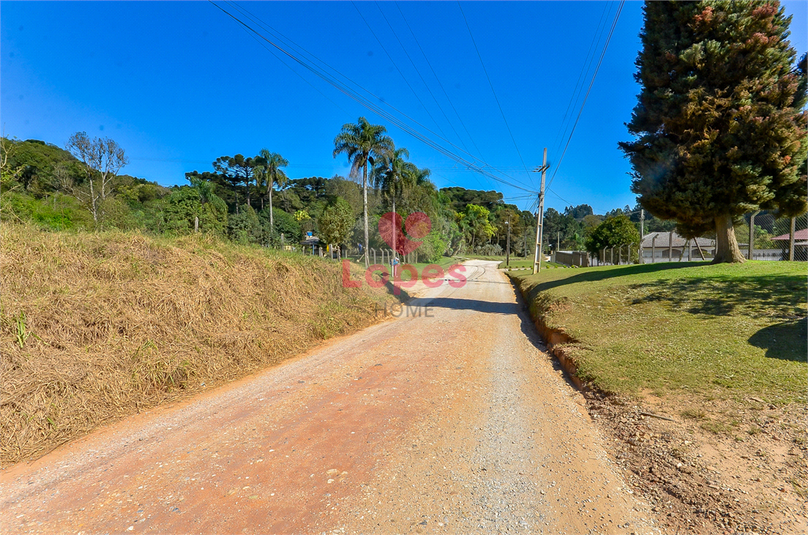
[373,147,410,212]
[373,146,410,259]
[333,117,394,267]
[256,149,289,232]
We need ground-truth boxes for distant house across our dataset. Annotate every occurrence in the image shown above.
[771,228,808,260]
[641,231,714,260]
[771,228,808,242]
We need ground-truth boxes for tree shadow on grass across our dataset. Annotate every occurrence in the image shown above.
[522,262,698,295]
[628,272,807,319]
[748,318,808,362]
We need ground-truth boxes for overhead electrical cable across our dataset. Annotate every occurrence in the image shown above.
[350,1,450,140]
[217,1,528,188]
[375,2,493,192]
[394,2,486,163]
[547,0,625,191]
[550,1,613,159]
[457,1,534,188]
[374,2,467,153]
[209,1,538,194]
[236,20,354,117]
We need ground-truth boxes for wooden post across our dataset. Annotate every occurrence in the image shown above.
[694,239,706,260]
[789,217,796,261]
[639,209,644,263]
[651,235,656,263]
[749,211,758,261]
[668,231,674,262]
[194,216,199,233]
[687,239,692,262]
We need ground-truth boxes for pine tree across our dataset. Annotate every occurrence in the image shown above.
[620,1,807,263]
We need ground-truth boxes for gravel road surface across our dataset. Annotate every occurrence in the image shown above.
[0,260,657,534]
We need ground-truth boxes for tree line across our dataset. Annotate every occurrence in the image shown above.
[0,128,539,261]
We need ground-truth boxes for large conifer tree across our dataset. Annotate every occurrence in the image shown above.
[620,1,807,263]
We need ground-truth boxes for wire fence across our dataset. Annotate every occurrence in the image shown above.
[552,212,808,267]
[740,211,807,262]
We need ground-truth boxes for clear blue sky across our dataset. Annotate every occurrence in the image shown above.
[2,1,806,214]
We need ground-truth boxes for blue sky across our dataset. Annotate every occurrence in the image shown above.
[2,1,806,214]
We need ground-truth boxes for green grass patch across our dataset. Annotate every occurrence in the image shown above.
[510,261,807,406]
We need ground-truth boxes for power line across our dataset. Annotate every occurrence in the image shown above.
[209,1,539,195]
[457,1,535,189]
[374,2,467,154]
[547,0,625,191]
[550,2,613,160]
[351,2,449,140]
[218,0,530,190]
[394,2,486,163]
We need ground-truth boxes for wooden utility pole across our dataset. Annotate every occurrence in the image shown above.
[505,220,511,267]
[532,148,548,274]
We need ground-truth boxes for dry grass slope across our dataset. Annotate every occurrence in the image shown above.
[1,224,398,465]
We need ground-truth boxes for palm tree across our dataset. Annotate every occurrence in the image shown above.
[256,149,289,233]
[373,147,410,212]
[333,117,394,267]
[373,146,410,259]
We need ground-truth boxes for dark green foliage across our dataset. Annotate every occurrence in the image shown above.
[440,187,504,212]
[621,1,807,262]
[585,215,642,256]
[227,204,262,245]
[565,204,594,220]
[3,138,78,196]
[259,208,301,245]
[162,186,227,236]
[318,197,355,247]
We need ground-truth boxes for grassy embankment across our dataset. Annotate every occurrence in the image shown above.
[0,223,402,465]
[509,262,806,432]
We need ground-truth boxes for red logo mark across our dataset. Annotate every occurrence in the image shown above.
[378,212,431,255]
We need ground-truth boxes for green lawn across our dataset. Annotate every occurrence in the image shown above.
[509,261,807,407]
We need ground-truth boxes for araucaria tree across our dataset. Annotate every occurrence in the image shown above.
[333,117,394,267]
[620,1,807,263]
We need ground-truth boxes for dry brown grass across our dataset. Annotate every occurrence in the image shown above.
[0,223,398,465]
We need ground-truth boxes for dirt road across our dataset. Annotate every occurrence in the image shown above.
[0,260,657,534]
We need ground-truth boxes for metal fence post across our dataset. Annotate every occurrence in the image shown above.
[789,217,796,261]
[651,235,656,263]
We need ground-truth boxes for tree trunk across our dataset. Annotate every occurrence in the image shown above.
[713,214,745,263]
[362,159,369,268]
[269,180,274,234]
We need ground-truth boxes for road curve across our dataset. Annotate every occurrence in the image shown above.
[0,260,657,534]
